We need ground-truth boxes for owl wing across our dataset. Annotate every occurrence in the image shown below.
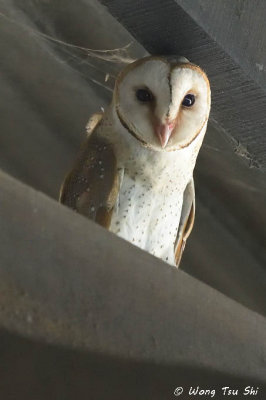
[174,179,195,267]
[59,114,119,229]
[85,112,103,137]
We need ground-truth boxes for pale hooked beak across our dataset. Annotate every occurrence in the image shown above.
[156,121,176,148]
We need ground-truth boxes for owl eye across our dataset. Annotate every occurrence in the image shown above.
[182,94,195,107]
[136,88,154,102]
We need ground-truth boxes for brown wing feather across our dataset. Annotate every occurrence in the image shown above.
[86,112,103,137]
[59,116,118,229]
[175,179,195,267]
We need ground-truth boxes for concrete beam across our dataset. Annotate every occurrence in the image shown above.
[0,169,265,387]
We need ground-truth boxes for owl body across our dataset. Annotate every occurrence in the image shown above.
[60,56,210,266]
[98,106,207,265]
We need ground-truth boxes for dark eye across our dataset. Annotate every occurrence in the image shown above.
[136,88,154,102]
[182,94,195,107]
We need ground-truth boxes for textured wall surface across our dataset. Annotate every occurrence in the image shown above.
[177,0,266,90]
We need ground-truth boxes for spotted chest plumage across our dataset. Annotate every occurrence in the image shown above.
[110,173,184,265]
[101,109,197,265]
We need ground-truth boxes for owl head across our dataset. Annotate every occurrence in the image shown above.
[113,56,211,151]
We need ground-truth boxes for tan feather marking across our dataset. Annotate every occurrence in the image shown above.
[59,128,118,229]
[86,112,103,137]
[175,202,195,267]
[96,206,113,227]
[174,180,195,267]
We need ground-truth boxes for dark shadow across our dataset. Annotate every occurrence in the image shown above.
[0,329,264,400]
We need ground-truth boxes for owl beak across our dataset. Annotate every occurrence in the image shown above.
[156,121,176,148]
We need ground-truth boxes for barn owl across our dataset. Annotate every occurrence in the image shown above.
[60,56,211,267]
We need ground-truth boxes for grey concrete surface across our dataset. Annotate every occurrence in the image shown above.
[176,0,266,91]
[0,329,265,400]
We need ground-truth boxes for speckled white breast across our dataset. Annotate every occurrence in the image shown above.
[110,172,184,265]
[99,107,206,266]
